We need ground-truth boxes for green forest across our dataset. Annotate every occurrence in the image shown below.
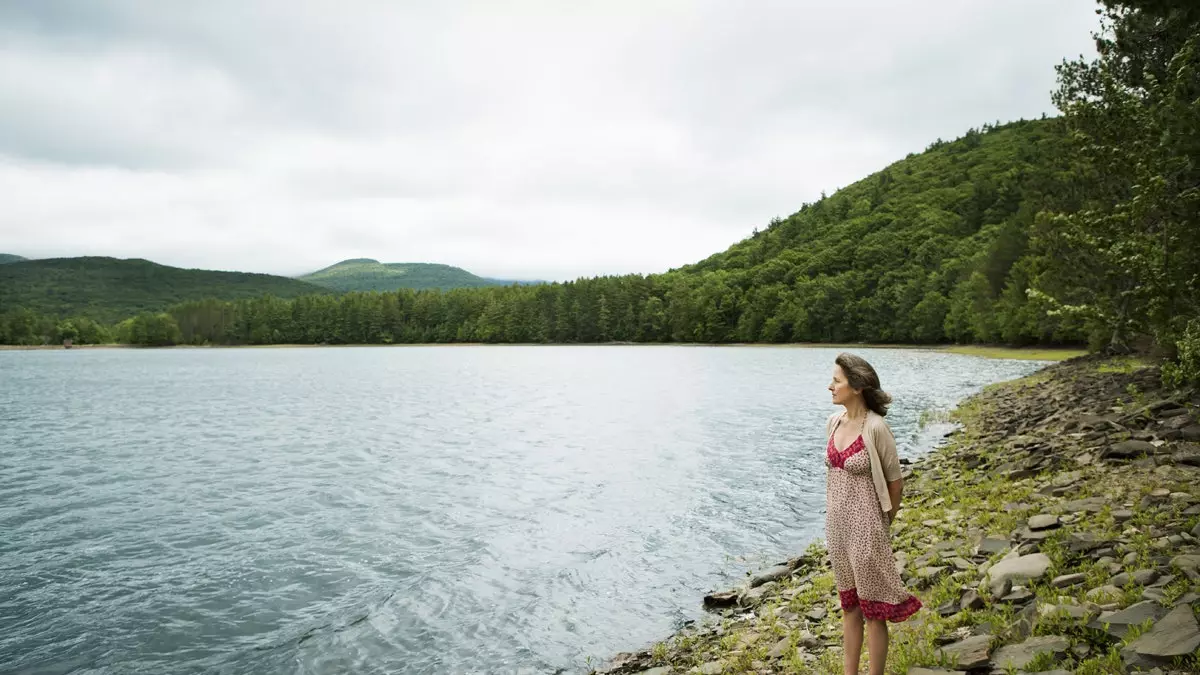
[2,1,1197,383]
[0,256,329,324]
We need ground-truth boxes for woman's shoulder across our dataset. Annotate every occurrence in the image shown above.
[865,410,894,435]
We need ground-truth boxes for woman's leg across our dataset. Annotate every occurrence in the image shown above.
[865,618,889,675]
[842,606,864,675]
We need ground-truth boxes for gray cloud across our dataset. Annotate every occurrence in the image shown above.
[0,1,1099,280]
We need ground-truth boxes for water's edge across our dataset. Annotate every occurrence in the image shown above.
[587,355,1200,674]
[578,366,1030,673]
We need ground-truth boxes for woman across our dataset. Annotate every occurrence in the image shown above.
[825,352,921,675]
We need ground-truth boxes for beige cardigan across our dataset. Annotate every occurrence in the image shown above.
[826,410,903,513]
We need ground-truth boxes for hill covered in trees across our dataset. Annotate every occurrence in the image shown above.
[154,118,1086,347]
[0,254,27,264]
[671,118,1081,345]
[0,119,1116,347]
[299,259,511,292]
[0,257,330,324]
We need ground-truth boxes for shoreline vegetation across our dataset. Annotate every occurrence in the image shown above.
[586,355,1200,674]
[0,342,1086,361]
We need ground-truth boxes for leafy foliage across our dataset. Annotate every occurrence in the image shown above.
[0,310,110,346]
[114,313,183,347]
[1033,0,1200,352]
[299,258,513,292]
[1161,318,1200,388]
[0,256,330,323]
[0,254,27,265]
[672,119,1084,345]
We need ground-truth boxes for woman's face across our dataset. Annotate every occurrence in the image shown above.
[828,365,861,406]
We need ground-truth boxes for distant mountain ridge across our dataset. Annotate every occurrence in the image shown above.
[0,253,546,323]
[0,256,330,322]
[298,258,536,292]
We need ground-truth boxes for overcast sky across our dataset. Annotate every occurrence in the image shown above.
[0,1,1100,281]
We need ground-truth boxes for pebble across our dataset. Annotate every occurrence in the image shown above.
[1054,573,1088,588]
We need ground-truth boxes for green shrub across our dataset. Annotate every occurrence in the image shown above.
[1162,318,1200,388]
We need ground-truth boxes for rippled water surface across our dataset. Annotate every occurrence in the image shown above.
[0,346,1047,674]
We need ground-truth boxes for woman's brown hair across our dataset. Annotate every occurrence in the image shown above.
[835,352,893,416]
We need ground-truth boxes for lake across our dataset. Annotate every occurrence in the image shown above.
[0,346,1046,674]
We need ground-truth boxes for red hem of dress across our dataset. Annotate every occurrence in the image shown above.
[838,588,922,622]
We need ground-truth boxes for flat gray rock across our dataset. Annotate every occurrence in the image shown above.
[1039,602,1099,622]
[1085,585,1123,602]
[1051,572,1086,588]
[1011,600,1039,641]
[977,537,1010,555]
[1105,439,1156,459]
[1127,604,1200,657]
[1017,527,1055,541]
[737,583,773,607]
[794,630,820,650]
[918,566,949,581]
[749,564,792,588]
[1174,591,1200,606]
[935,635,992,670]
[1172,553,1200,579]
[960,589,985,611]
[1067,532,1108,553]
[1088,600,1169,638]
[1061,496,1108,512]
[1001,588,1034,604]
[1051,470,1083,487]
[986,553,1051,592]
[702,590,738,608]
[991,635,1070,670]
[1150,573,1176,588]
[987,577,1013,600]
[1109,572,1131,587]
[1028,514,1059,530]
[766,637,790,660]
[1142,587,1167,603]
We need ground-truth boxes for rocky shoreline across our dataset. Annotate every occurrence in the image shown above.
[589,355,1200,674]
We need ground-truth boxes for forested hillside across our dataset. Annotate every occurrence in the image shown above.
[0,119,1132,347]
[0,254,27,264]
[673,118,1081,345]
[150,119,1086,347]
[299,259,506,292]
[0,257,329,324]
